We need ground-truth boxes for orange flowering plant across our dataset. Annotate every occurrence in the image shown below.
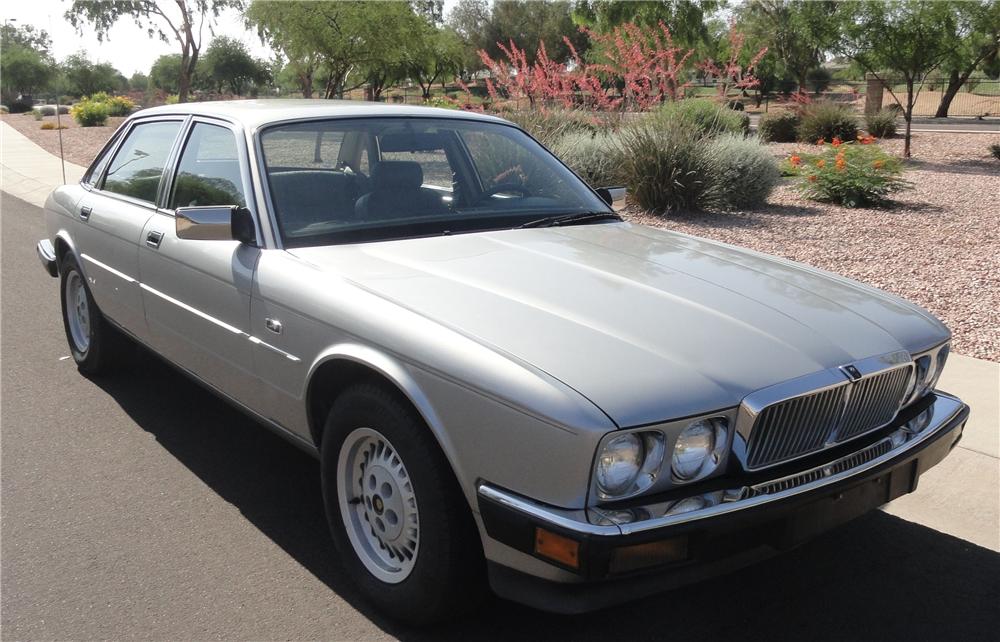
[782,141,908,207]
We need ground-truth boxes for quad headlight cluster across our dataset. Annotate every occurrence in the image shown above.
[904,342,950,406]
[593,416,730,501]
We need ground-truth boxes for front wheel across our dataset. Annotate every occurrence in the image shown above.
[59,251,128,375]
[320,384,486,625]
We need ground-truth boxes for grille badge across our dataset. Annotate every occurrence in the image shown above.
[839,364,863,381]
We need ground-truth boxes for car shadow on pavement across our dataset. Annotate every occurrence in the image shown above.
[93,350,1000,642]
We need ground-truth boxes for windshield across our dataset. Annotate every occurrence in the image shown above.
[259,117,611,247]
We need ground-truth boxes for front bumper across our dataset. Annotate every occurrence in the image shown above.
[37,239,58,278]
[477,391,969,613]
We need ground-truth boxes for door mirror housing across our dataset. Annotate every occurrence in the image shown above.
[175,205,257,246]
[596,186,627,211]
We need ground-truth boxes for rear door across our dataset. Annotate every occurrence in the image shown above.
[138,118,263,406]
[76,118,185,341]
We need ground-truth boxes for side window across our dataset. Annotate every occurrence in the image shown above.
[170,123,247,209]
[103,121,182,204]
[84,131,122,186]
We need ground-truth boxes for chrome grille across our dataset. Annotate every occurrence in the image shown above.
[836,366,912,441]
[745,365,911,469]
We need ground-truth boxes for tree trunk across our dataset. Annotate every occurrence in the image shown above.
[178,61,192,103]
[934,69,967,118]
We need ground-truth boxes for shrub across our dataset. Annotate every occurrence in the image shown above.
[796,102,859,143]
[424,95,458,110]
[165,94,180,105]
[104,95,136,116]
[989,143,1000,161]
[0,105,8,114]
[652,99,750,137]
[612,121,718,213]
[40,122,68,130]
[551,131,620,188]
[70,98,110,127]
[33,109,44,121]
[702,134,781,209]
[758,110,801,142]
[784,140,909,207]
[865,109,897,138]
[8,99,33,114]
[504,109,602,148]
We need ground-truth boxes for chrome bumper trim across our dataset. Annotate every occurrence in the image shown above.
[477,391,966,538]
[37,239,58,278]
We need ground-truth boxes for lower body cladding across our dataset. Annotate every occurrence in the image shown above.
[477,391,969,614]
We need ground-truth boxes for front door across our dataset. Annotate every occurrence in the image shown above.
[138,120,261,405]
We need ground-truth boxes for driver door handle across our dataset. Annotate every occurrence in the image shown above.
[79,206,92,221]
[145,230,164,249]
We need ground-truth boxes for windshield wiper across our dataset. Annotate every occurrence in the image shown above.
[518,211,621,229]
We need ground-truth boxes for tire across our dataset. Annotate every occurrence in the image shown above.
[59,251,128,375]
[320,384,486,625]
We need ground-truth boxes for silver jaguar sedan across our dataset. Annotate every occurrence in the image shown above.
[37,100,968,624]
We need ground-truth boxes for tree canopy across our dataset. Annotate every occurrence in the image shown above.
[65,0,244,102]
[199,36,270,95]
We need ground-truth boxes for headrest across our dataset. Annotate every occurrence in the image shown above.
[372,161,423,191]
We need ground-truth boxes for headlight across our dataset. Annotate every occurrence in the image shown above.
[594,431,665,499]
[906,342,950,405]
[671,418,727,482]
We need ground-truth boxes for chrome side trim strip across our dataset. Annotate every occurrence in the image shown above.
[249,335,301,362]
[81,253,137,283]
[140,282,245,335]
[477,392,966,538]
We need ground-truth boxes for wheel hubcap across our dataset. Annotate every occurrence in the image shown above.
[337,427,419,583]
[65,271,91,353]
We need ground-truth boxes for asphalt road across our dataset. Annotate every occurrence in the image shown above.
[3,192,998,640]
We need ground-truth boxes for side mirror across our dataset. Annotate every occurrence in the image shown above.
[176,205,257,246]
[596,186,627,212]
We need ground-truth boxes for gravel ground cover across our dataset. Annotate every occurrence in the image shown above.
[4,110,996,359]
[1,112,126,167]
[628,133,1000,361]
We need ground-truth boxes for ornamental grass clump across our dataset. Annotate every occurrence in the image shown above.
[784,137,909,207]
[865,109,897,138]
[652,99,750,138]
[551,131,620,188]
[612,121,719,213]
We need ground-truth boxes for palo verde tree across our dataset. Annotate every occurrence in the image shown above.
[248,0,423,99]
[199,36,270,96]
[404,26,465,100]
[64,0,244,103]
[738,0,840,92]
[935,0,1000,117]
[58,53,126,97]
[838,0,955,157]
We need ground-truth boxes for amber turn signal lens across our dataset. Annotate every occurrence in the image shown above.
[610,537,688,574]
[534,527,580,569]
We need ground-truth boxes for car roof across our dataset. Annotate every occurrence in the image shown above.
[134,99,510,130]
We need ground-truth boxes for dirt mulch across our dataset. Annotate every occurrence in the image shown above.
[1,112,126,168]
[627,132,1000,362]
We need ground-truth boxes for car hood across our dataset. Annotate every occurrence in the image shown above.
[289,223,948,427]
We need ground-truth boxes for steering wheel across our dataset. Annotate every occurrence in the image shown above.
[482,182,531,198]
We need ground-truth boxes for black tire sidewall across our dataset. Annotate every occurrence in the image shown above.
[320,384,484,625]
[60,252,102,370]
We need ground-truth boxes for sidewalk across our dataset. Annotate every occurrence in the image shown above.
[2,121,998,551]
[0,121,86,207]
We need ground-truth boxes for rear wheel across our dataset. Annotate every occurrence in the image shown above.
[59,251,128,375]
[320,384,486,624]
